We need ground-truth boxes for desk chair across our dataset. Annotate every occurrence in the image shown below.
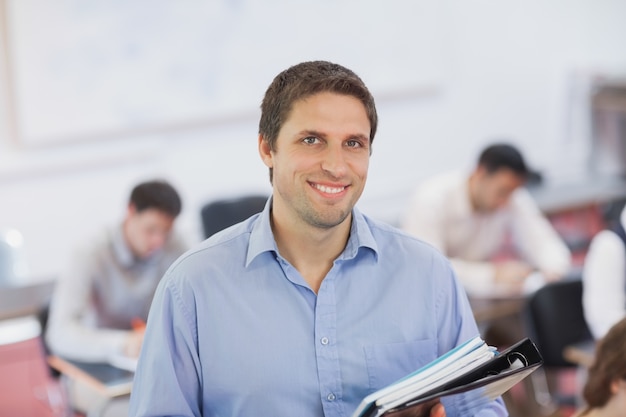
[523,278,593,412]
[200,195,268,239]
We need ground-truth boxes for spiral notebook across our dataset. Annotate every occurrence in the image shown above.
[352,337,543,417]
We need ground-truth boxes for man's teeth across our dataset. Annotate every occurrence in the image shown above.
[315,184,344,194]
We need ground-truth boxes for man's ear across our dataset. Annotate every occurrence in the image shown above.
[258,135,273,168]
[127,203,138,217]
[610,378,626,395]
[474,165,488,178]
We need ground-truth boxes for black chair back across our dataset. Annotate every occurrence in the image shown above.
[200,195,268,239]
[524,278,593,368]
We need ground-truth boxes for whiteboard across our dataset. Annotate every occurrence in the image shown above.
[6,0,444,146]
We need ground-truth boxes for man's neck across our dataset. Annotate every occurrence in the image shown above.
[271,211,352,294]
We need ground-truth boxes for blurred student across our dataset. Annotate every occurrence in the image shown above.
[574,317,626,417]
[129,60,506,417]
[583,204,626,339]
[45,179,187,415]
[402,143,571,297]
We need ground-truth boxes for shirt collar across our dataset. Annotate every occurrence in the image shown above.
[111,223,160,268]
[245,198,378,267]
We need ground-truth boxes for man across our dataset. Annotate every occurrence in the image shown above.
[402,144,572,297]
[46,179,187,414]
[129,61,506,417]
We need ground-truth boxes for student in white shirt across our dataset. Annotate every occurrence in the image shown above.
[402,143,572,298]
[583,204,626,339]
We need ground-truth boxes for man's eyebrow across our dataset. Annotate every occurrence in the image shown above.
[295,130,370,144]
[297,129,324,137]
[349,133,370,142]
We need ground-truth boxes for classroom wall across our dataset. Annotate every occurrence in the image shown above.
[1,0,626,280]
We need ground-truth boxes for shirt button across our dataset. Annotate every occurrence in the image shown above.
[327,393,336,401]
[320,337,329,345]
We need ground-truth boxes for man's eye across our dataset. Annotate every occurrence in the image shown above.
[303,136,319,144]
[346,139,363,148]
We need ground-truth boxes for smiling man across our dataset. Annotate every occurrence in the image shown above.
[129,61,507,417]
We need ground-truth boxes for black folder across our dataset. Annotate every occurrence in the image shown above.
[354,337,543,417]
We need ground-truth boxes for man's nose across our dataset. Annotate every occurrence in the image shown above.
[321,145,348,177]
[150,233,167,249]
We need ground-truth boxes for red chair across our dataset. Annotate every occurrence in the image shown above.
[0,316,69,417]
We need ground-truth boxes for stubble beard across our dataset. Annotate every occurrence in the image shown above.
[282,186,355,230]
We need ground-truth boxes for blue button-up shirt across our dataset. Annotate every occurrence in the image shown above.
[129,202,507,417]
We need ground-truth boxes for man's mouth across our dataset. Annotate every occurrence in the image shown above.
[313,183,346,194]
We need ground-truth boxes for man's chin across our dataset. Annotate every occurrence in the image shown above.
[137,249,156,260]
[310,210,352,229]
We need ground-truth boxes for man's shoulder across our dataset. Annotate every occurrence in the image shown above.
[74,226,118,257]
[167,219,256,269]
[362,214,450,260]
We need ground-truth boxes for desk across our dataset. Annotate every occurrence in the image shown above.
[48,356,133,417]
[528,175,626,215]
[0,279,56,321]
[47,356,133,398]
[563,340,596,368]
[528,175,626,266]
[469,296,526,325]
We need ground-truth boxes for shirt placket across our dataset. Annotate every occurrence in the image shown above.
[315,265,345,417]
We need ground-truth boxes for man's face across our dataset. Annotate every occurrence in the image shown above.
[124,206,175,259]
[471,167,525,213]
[259,92,371,230]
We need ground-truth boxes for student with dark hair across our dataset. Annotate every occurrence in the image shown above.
[574,317,626,417]
[402,143,571,297]
[46,179,187,416]
[129,61,507,417]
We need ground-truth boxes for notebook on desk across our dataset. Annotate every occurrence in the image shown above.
[48,356,134,397]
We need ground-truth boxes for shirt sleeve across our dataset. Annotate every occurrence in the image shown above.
[45,250,129,362]
[403,186,498,296]
[582,230,626,339]
[129,275,202,417]
[510,189,572,277]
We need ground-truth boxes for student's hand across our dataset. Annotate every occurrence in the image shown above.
[494,260,534,292]
[124,318,146,358]
[540,270,563,283]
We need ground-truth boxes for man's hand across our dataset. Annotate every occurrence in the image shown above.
[391,399,445,417]
[429,402,445,417]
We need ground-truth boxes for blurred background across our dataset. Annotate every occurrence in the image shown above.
[0,0,625,286]
[1,1,626,416]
